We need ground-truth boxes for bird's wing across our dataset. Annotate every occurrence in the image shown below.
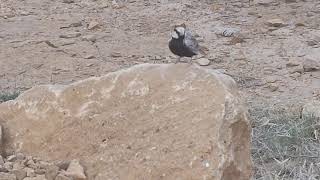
[183,30,199,54]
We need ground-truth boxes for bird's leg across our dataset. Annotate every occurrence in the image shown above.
[175,56,181,64]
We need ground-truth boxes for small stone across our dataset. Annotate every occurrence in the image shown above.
[6,155,17,162]
[289,65,304,74]
[24,167,36,177]
[16,153,25,161]
[45,165,59,180]
[84,55,95,59]
[254,0,274,6]
[34,168,46,175]
[12,169,27,180]
[37,161,51,169]
[154,55,162,60]
[266,19,286,27]
[196,58,211,66]
[289,72,301,79]
[285,0,297,3]
[265,76,279,83]
[55,174,72,180]
[303,58,320,72]
[55,161,70,171]
[59,40,76,46]
[267,84,279,92]
[88,21,100,30]
[24,175,46,180]
[65,159,86,180]
[111,52,122,58]
[82,35,96,42]
[286,59,300,67]
[0,172,16,180]
[68,22,82,28]
[59,33,81,39]
[45,41,58,48]
[3,162,12,171]
[25,159,36,168]
[295,22,306,27]
[307,40,318,47]
[62,0,74,3]
[12,162,24,170]
[0,165,8,173]
[20,11,29,16]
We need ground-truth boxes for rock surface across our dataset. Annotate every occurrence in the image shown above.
[0,64,252,179]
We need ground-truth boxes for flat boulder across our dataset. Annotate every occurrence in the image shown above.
[0,64,252,180]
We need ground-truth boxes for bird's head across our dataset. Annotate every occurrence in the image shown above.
[171,23,186,39]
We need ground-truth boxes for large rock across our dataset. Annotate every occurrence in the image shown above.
[0,64,252,179]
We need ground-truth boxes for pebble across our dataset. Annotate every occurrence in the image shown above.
[266,19,286,27]
[55,161,70,171]
[286,59,300,67]
[12,169,27,180]
[16,153,25,161]
[289,65,304,74]
[62,0,74,3]
[65,159,86,180]
[59,32,81,39]
[254,0,274,6]
[55,174,72,180]
[34,168,46,175]
[66,22,82,28]
[24,175,46,180]
[285,0,297,3]
[7,155,17,162]
[111,52,122,58]
[45,165,59,180]
[82,35,97,42]
[25,167,36,177]
[265,76,279,83]
[0,166,8,173]
[88,21,100,30]
[4,162,13,171]
[196,58,211,66]
[60,40,76,46]
[44,41,58,48]
[267,84,279,92]
[84,55,95,59]
[303,57,320,72]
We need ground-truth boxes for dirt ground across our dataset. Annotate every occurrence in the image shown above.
[1,0,320,179]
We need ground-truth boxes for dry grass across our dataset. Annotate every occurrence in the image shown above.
[251,103,320,180]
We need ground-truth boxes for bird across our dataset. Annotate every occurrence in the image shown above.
[168,23,205,63]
